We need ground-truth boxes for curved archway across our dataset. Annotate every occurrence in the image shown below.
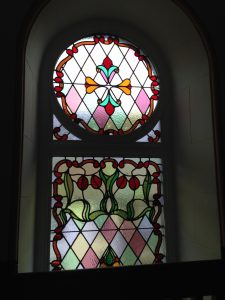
[18,0,222,272]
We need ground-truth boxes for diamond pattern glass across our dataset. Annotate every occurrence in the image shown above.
[53,35,160,135]
[50,157,166,270]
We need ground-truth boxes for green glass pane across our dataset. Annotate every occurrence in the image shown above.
[94,215,108,229]
[74,219,85,230]
[122,118,132,131]
[61,249,79,270]
[120,246,137,265]
[110,107,126,128]
[128,104,142,125]
[104,118,117,131]
[134,186,145,200]
[148,232,158,252]
[103,161,116,176]
[83,187,103,213]
[88,117,99,131]
[139,245,155,264]
[114,187,133,211]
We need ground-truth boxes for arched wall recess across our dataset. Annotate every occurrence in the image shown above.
[18,0,222,272]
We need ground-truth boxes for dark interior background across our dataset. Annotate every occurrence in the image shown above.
[1,0,225,297]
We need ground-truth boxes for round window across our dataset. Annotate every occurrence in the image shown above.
[53,35,159,135]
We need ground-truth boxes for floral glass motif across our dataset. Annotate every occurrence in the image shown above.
[137,121,161,143]
[53,35,160,135]
[50,157,165,270]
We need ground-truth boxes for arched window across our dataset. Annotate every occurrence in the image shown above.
[18,0,222,273]
[49,34,165,270]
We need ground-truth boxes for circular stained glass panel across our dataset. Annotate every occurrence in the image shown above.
[53,35,160,135]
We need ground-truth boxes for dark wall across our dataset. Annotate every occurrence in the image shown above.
[1,0,225,296]
[184,0,225,165]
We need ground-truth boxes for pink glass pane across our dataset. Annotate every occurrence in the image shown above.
[66,87,82,113]
[93,105,109,128]
[136,89,150,114]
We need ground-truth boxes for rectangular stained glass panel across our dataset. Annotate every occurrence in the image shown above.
[50,157,166,270]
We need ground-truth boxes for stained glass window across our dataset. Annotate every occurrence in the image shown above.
[50,34,165,272]
[50,157,165,270]
[53,35,160,136]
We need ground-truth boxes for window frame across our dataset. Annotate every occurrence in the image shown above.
[35,21,175,272]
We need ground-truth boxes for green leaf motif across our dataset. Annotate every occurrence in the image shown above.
[65,199,91,221]
[97,65,117,78]
[106,169,119,193]
[60,210,68,225]
[126,200,135,220]
[109,95,120,107]
[107,66,117,78]
[99,169,109,185]
[64,172,74,206]
[149,207,155,222]
[99,169,109,212]
[143,170,151,204]
[106,169,119,213]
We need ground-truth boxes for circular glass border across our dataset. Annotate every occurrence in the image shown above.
[52,34,161,140]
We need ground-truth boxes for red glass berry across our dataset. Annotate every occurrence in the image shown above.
[91,175,102,189]
[77,175,88,190]
[116,175,127,189]
[56,71,63,77]
[66,49,73,56]
[94,37,99,43]
[54,77,62,83]
[129,176,140,190]
[72,46,78,53]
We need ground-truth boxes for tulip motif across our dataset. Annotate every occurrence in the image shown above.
[77,175,88,191]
